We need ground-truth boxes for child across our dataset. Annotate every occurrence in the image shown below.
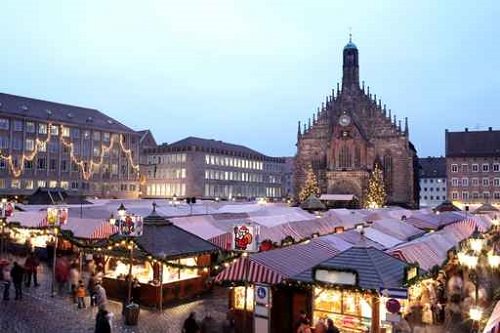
[76,280,86,309]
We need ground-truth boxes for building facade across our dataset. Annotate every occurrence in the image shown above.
[294,38,418,207]
[142,137,285,200]
[446,128,500,205]
[0,93,141,198]
[418,157,447,207]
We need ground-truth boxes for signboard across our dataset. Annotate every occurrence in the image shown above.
[119,215,143,237]
[232,224,260,252]
[386,298,401,314]
[315,269,357,286]
[47,207,68,226]
[0,201,14,218]
[254,284,271,333]
[379,287,408,300]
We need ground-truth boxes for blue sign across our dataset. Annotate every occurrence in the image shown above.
[257,286,267,300]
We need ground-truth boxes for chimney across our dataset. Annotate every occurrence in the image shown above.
[489,127,492,131]
[465,128,468,132]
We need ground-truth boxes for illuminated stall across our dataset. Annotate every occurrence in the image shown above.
[295,247,416,333]
[101,205,220,308]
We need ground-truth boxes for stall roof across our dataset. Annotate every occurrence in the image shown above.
[136,209,220,259]
[293,246,409,290]
[483,300,500,333]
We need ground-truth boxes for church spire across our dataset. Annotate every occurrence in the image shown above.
[342,34,359,90]
[297,121,302,138]
[404,117,409,136]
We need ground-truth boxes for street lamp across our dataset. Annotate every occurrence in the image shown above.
[469,227,486,253]
[118,203,127,219]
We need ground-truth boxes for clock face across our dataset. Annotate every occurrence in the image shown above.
[339,114,351,127]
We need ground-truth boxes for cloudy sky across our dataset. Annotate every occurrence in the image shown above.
[1,0,499,157]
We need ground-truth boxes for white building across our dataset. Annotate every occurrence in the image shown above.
[419,157,447,208]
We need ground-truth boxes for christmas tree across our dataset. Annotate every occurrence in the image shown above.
[299,163,320,202]
[364,163,386,208]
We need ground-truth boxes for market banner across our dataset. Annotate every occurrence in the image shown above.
[118,215,143,237]
[46,207,69,226]
[232,224,260,252]
[0,201,14,218]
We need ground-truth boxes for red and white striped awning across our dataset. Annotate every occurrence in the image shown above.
[484,301,500,333]
[215,256,285,285]
[89,222,119,239]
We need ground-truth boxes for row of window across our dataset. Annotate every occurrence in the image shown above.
[451,191,500,200]
[450,177,500,187]
[422,187,446,192]
[420,195,446,201]
[0,118,126,144]
[147,168,186,179]
[204,169,263,183]
[0,179,136,191]
[451,163,500,173]
[0,158,122,175]
[205,154,264,170]
[421,178,445,184]
[146,183,186,197]
[147,153,187,165]
[204,183,282,198]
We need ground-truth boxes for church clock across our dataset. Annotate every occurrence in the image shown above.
[339,114,351,127]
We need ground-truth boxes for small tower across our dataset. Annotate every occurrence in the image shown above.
[342,34,359,90]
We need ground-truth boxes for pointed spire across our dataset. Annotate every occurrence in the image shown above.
[332,89,335,99]
[321,102,325,111]
[362,81,365,92]
[398,120,402,131]
[393,115,397,125]
[308,118,311,129]
[378,99,382,108]
[298,121,302,136]
[388,109,392,119]
[383,104,387,116]
[367,86,370,95]
[349,31,352,43]
[316,108,321,121]
[404,117,409,135]
[303,123,307,133]
[312,113,316,124]
[337,82,340,95]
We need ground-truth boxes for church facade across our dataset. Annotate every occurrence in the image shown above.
[294,38,418,208]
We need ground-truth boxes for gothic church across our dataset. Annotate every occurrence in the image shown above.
[295,37,418,208]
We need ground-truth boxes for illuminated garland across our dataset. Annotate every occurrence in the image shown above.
[0,123,140,180]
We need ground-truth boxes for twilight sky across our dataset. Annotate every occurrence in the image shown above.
[1,1,499,158]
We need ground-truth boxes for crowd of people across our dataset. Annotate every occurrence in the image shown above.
[0,251,113,333]
[182,311,236,333]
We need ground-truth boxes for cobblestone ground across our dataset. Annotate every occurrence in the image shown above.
[0,259,228,333]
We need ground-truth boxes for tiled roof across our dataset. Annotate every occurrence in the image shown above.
[293,246,409,290]
[0,92,136,133]
[418,157,446,178]
[136,210,220,259]
[446,129,500,157]
[147,136,284,162]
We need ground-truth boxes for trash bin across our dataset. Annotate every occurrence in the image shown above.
[124,302,140,326]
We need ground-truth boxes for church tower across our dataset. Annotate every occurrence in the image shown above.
[342,34,359,90]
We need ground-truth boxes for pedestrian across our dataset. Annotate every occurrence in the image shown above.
[326,318,340,333]
[95,305,112,333]
[24,252,40,287]
[314,316,327,333]
[294,310,309,332]
[95,282,108,309]
[69,262,80,302]
[297,318,312,333]
[200,314,217,333]
[131,277,140,304]
[10,261,24,300]
[76,280,86,309]
[182,312,200,333]
[1,261,11,300]
[222,312,235,333]
[88,272,98,307]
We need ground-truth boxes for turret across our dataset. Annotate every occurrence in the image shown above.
[342,34,359,90]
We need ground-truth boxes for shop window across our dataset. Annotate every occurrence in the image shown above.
[233,286,254,311]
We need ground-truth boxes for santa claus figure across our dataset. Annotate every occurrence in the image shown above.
[234,225,253,251]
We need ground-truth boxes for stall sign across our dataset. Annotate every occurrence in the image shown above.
[47,207,69,226]
[385,298,401,314]
[0,201,14,218]
[254,284,271,333]
[232,224,260,252]
[379,287,408,300]
[119,215,143,237]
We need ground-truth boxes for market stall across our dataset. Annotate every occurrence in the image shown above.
[100,206,220,308]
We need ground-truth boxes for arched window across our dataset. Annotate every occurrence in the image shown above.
[339,145,352,169]
[383,154,393,195]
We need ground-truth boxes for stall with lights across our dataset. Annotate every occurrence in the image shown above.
[100,203,220,308]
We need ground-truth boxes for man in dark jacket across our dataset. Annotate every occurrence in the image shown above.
[95,306,111,333]
[11,261,24,300]
[182,312,200,333]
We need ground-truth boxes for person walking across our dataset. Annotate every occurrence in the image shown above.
[95,282,108,309]
[95,305,112,333]
[69,262,80,302]
[1,261,11,300]
[24,252,40,287]
[297,318,312,333]
[11,261,24,300]
[182,312,200,333]
[76,280,86,309]
[55,255,69,295]
[326,318,340,333]
[88,272,98,307]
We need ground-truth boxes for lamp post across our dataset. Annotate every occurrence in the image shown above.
[47,206,69,297]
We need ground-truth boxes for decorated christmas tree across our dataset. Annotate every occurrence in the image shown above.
[364,163,386,208]
[299,163,320,202]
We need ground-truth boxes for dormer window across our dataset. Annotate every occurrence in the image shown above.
[67,113,74,118]
[21,105,29,111]
[45,109,52,116]
[86,116,93,123]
